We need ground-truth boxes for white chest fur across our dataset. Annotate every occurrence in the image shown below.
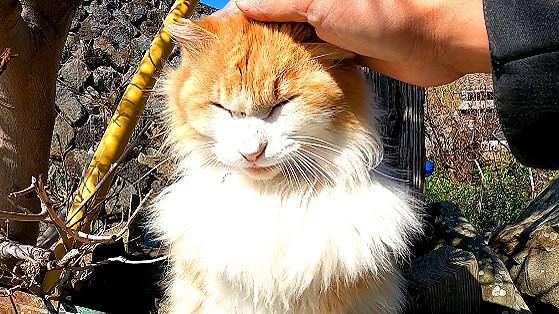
[153,168,421,313]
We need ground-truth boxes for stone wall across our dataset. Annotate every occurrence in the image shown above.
[49,1,213,228]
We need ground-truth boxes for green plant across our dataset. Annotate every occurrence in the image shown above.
[426,159,533,233]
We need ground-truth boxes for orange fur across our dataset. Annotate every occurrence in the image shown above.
[153,13,420,313]
[164,14,369,163]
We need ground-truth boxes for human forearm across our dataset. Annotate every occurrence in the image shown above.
[228,0,491,86]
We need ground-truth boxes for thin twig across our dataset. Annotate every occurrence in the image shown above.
[0,179,47,220]
[35,176,116,244]
[528,167,535,199]
[35,176,152,245]
[67,255,168,271]
[65,122,152,229]
[0,48,17,76]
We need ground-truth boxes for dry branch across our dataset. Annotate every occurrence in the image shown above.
[0,48,17,76]
[0,236,53,264]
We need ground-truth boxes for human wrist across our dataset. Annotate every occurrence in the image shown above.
[419,0,491,76]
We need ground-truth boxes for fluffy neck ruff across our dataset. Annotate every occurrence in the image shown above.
[153,125,421,312]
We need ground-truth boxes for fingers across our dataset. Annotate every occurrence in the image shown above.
[235,0,314,22]
[211,1,240,17]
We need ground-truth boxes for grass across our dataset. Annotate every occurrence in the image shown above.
[425,158,548,233]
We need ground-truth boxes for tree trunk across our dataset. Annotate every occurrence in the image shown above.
[0,0,81,245]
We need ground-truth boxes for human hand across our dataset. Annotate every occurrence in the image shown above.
[214,0,491,87]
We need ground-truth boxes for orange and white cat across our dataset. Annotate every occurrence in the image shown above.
[151,14,422,313]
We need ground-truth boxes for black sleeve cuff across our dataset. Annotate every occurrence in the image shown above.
[483,0,559,169]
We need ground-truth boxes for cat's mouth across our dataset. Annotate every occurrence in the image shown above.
[241,165,281,180]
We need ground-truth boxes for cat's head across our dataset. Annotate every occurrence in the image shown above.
[164,14,378,183]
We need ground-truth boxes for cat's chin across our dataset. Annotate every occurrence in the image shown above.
[240,166,281,181]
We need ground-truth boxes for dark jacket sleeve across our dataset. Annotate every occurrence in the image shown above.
[483,0,559,169]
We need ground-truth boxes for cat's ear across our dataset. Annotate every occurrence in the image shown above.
[167,18,218,56]
[303,43,356,62]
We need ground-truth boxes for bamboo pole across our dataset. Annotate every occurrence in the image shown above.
[43,0,200,292]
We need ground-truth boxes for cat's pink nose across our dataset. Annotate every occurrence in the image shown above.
[241,142,267,162]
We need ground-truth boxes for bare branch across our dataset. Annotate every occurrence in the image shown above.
[0,48,18,76]
[67,255,168,271]
[35,176,117,245]
[0,179,49,222]
[65,122,152,229]
[0,235,54,263]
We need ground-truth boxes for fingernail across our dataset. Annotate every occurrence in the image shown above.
[235,0,248,11]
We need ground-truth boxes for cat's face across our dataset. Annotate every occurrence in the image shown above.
[165,15,369,181]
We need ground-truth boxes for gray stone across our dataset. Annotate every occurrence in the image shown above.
[121,34,151,82]
[404,246,481,314]
[491,179,559,312]
[92,66,120,92]
[139,10,165,37]
[50,118,75,159]
[92,35,128,70]
[112,10,140,37]
[64,149,91,180]
[121,1,147,23]
[427,202,531,313]
[137,148,174,180]
[75,7,89,22]
[75,114,106,150]
[79,8,111,38]
[58,58,90,91]
[102,20,134,50]
[56,84,89,127]
[104,176,137,216]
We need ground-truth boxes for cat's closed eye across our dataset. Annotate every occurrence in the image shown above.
[268,96,296,118]
[211,102,233,117]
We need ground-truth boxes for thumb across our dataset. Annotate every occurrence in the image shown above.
[235,0,314,22]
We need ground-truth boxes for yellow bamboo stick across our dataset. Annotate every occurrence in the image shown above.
[43,0,200,292]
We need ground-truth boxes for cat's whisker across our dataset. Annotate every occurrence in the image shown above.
[300,155,336,190]
[295,151,336,190]
[324,58,346,71]
[277,163,290,190]
[297,147,340,171]
[292,151,327,193]
[290,136,345,154]
[285,155,304,194]
[290,153,316,196]
[278,160,296,192]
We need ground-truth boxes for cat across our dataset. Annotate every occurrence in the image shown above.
[150,13,422,314]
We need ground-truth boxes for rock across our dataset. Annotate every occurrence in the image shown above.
[79,8,111,38]
[75,114,106,150]
[75,6,89,22]
[137,148,174,181]
[491,179,559,313]
[50,118,75,159]
[112,10,140,37]
[92,66,120,92]
[102,20,134,50]
[65,149,91,179]
[58,58,90,92]
[104,176,137,216]
[427,202,531,313]
[56,84,90,127]
[404,246,481,314]
[92,36,128,70]
[191,2,216,18]
[0,290,106,314]
[121,34,151,81]
[139,10,165,37]
[121,0,147,23]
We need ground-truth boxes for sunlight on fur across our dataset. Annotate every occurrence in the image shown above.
[150,14,422,314]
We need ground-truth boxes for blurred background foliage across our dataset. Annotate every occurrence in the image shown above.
[424,74,558,233]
